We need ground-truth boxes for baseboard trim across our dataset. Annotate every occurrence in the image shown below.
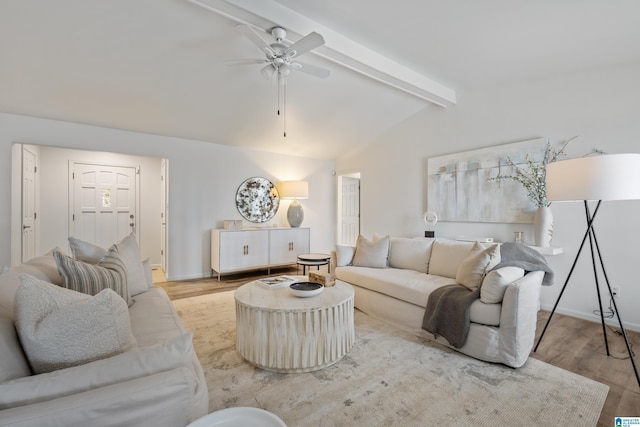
[540,303,640,332]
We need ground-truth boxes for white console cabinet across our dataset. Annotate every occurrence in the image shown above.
[211,228,310,279]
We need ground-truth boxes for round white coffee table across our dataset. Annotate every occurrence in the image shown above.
[234,278,354,373]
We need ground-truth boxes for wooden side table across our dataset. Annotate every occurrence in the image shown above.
[234,279,354,373]
[296,253,331,274]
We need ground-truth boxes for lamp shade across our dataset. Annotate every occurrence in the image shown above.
[546,153,640,202]
[279,181,309,200]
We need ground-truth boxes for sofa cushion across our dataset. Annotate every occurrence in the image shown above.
[469,299,502,326]
[336,266,502,326]
[69,233,150,296]
[481,266,525,304]
[0,333,194,410]
[456,242,501,290]
[428,240,476,278]
[352,235,389,268]
[336,266,455,308]
[0,307,32,382]
[335,244,356,267]
[14,275,137,374]
[54,246,133,306]
[388,237,434,273]
[128,286,186,347]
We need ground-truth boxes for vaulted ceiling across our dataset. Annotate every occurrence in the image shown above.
[1,1,639,159]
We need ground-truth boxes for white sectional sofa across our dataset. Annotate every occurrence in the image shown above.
[332,236,549,368]
[0,237,208,427]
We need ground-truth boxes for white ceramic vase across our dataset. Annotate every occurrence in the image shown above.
[533,206,553,247]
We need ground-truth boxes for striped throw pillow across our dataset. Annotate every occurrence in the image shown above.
[53,246,132,306]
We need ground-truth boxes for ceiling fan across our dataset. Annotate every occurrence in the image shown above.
[229,24,330,137]
[230,24,330,81]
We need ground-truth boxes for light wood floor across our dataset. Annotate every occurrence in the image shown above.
[155,268,640,426]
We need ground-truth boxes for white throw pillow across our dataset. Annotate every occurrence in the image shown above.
[142,258,154,287]
[0,269,20,315]
[68,237,106,263]
[428,240,476,278]
[335,245,356,267]
[68,233,149,296]
[14,275,137,374]
[11,248,66,286]
[388,237,434,273]
[116,233,150,295]
[456,242,501,290]
[351,235,389,269]
[54,246,133,306]
[480,266,525,303]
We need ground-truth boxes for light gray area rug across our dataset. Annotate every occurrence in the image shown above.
[173,291,608,426]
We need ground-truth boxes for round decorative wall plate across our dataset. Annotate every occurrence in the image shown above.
[235,177,280,223]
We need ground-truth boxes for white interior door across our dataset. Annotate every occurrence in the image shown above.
[72,163,138,248]
[339,175,360,245]
[21,148,37,261]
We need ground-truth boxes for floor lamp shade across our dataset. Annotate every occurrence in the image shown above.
[279,181,309,228]
[546,154,640,202]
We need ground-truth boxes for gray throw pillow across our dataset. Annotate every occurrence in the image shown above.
[352,235,389,268]
[54,245,132,306]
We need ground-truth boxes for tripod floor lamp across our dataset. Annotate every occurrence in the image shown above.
[534,153,640,388]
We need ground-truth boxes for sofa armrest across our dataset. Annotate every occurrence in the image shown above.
[0,333,194,409]
[498,271,544,367]
[0,368,195,427]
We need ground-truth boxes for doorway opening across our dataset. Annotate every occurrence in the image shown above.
[336,172,361,245]
[11,144,167,275]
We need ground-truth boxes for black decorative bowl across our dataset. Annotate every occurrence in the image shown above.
[289,282,324,297]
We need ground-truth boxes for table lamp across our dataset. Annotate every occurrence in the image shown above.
[279,180,309,228]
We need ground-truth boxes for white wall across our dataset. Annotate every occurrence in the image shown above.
[336,62,640,331]
[0,113,335,280]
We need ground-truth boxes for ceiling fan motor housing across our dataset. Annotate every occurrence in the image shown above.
[271,27,287,42]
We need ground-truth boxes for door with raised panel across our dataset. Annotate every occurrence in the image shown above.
[71,163,137,249]
[269,228,310,266]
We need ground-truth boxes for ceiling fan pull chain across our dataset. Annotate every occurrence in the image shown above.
[283,82,287,138]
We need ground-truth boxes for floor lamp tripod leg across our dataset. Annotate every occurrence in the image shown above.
[586,221,610,356]
[590,226,640,388]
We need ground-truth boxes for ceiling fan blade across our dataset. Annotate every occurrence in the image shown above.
[260,64,276,80]
[236,24,274,57]
[224,59,269,66]
[292,61,330,79]
[284,32,325,58]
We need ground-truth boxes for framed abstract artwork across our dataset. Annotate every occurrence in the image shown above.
[427,138,548,223]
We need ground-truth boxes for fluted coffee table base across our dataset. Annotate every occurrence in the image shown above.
[234,279,354,373]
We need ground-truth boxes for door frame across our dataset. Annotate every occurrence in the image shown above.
[160,158,169,277]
